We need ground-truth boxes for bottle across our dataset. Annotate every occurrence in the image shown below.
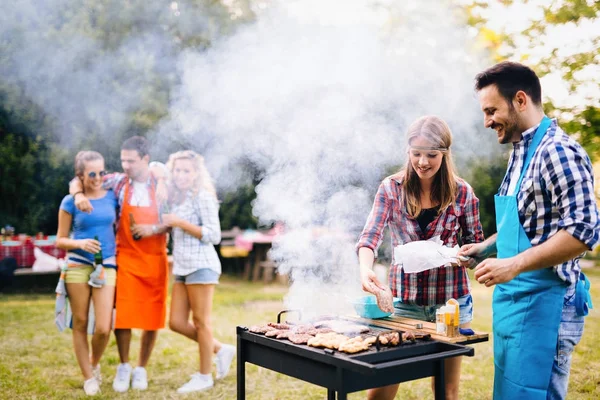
[444,306,456,337]
[436,307,446,335]
[129,213,141,240]
[88,235,105,288]
[445,299,460,337]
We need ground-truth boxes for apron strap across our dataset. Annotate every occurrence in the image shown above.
[507,116,552,196]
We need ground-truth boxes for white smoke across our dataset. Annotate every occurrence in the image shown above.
[2,0,496,318]
[157,0,494,317]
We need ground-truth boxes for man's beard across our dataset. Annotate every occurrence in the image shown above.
[498,107,521,144]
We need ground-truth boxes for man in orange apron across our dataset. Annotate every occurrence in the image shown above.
[71,136,169,393]
[459,62,598,399]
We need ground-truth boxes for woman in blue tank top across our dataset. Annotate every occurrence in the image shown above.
[56,151,118,396]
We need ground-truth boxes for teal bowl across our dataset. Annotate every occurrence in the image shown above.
[352,295,401,319]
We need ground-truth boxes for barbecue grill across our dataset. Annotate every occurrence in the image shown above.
[237,311,486,399]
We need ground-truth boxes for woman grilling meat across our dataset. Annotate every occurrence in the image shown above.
[56,151,118,396]
[160,150,235,394]
[356,115,484,400]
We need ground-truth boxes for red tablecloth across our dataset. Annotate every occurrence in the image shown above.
[0,241,66,268]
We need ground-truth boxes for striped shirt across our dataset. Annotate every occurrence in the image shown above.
[171,189,222,276]
[499,118,600,284]
[357,175,484,306]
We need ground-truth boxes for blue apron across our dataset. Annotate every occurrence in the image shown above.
[493,116,568,400]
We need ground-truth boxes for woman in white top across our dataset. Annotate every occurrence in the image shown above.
[161,150,235,394]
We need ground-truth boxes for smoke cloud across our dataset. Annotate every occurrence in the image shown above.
[157,0,495,317]
[2,0,498,318]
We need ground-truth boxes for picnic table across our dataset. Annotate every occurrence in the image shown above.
[1,236,66,268]
[219,225,284,282]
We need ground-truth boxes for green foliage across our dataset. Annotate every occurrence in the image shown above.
[0,1,256,233]
[219,184,258,230]
[465,0,600,158]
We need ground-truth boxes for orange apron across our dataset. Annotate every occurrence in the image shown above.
[115,180,168,330]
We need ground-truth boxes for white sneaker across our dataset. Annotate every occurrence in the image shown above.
[83,377,100,395]
[112,363,132,393]
[92,364,102,384]
[177,373,214,394]
[214,344,236,380]
[131,366,148,390]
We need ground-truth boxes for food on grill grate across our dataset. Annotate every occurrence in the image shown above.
[338,336,372,354]
[267,322,291,330]
[292,324,317,334]
[249,325,276,334]
[276,330,292,339]
[265,329,283,337]
[289,333,314,344]
[315,320,370,335]
[308,332,351,350]
[402,331,416,341]
[306,327,334,335]
[378,332,400,346]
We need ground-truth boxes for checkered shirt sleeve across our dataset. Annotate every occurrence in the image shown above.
[171,190,222,276]
[499,119,600,284]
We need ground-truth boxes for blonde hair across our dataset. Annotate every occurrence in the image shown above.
[166,150,217,200]
[74,151,104,177]
[400,116,458,218]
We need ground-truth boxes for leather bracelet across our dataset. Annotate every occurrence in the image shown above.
[73,191,83,198]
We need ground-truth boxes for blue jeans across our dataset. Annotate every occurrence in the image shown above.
[547,284,584,399]
[394,294,473,325]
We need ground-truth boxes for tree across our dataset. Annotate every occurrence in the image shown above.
[465,0,600,161]
[0,0,256,234]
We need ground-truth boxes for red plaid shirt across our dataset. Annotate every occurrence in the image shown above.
[357,174,484,306]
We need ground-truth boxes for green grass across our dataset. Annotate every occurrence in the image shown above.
[1,268,599,400]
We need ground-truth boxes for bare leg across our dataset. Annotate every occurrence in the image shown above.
[366,384,400,400]
[115,329,131,364]
[138,330,157,368]
[187,283,215,374]
[90,284,115,367]
[430,322,471,400]
[169,282,221,354]
[66,282,93,379]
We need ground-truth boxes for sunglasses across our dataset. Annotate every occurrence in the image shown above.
[88,170,108,179]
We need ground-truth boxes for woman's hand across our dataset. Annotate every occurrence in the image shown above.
[79,238,101,254]
[161,213,182,228]
[360,267,387,294]
[131,224,160,238]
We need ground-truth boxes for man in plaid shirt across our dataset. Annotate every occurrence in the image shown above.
[461,61,599,399]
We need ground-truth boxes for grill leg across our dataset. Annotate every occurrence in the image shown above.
[327,389,335,400]
[434,359,446,400]
[237,336,245,400]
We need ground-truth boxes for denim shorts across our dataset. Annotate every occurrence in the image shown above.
[547,283,584,399]
[174,268,220,285]
[394,294,473,325]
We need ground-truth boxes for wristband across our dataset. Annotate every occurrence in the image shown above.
[152,225,158,234]
[73,191,83,198]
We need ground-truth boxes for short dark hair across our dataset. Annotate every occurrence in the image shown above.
[475,61,542,106]
[121,136,149,158]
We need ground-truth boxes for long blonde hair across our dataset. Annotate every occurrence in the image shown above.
[400,116,458,218]
[166,150,217,202]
